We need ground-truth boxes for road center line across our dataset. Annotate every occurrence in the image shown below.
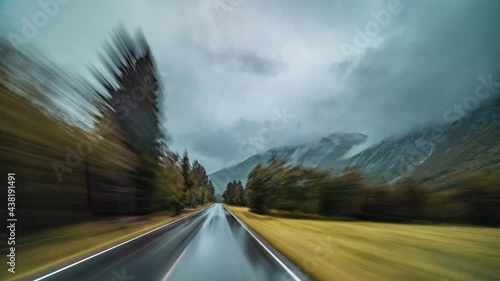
[32,207,210,281]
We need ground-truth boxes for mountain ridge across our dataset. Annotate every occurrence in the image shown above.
[210,103,500,194]
[209,132,368,194]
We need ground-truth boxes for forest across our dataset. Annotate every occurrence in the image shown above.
[0,27,215,233]
[224,155,500,226]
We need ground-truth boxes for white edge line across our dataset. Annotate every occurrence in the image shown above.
[161,243,190,281]
[223,206,302,281]
[33,206,211,281]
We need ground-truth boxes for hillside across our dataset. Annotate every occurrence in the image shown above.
[211,102,500,193]
[412,104,500,187]
[209,133,367,194]
[328,103,500,185]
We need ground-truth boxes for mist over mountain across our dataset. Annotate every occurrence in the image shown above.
[210,100,500,194]
[3,0,498,173]
[209,132,367,194]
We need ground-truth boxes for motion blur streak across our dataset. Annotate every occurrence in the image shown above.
[164,204,308,281]
[0,26,215,234]
[33,204,309,281]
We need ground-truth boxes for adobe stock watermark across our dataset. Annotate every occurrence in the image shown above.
[339,0,410,58]
[211,158,245,192]
[211,0,243,20]
[281,235,336,281]
[51,74,158,182]
[442,75,500,123]
[383,74,500,183]
[7,0,71,47]
[212,107,295,190]
[237,107,296,156]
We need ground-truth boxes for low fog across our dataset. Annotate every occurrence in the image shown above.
[2,0,499,172]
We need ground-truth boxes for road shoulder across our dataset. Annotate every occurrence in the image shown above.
[4,204,211,281]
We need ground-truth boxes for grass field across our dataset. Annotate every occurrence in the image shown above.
[1,205,210,281]
[226,205,500,281]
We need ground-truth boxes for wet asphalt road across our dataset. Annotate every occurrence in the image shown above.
[33,203,310,281]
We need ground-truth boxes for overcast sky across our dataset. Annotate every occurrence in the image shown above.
[1,0,499,173]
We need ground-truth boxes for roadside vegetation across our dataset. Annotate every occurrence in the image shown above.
[222,180,247,206]
[0,27,215,233]
[227,205,500,281]
[222,155,500,280]
[234,156,500,226]
[1,205,209,281]
[0,27,216,279]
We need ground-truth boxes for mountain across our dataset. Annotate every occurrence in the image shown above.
[211,102,500,194]
[323,103,500,186]
[208,133,367,194]
[411,104,500,187]
[323,129,437,182]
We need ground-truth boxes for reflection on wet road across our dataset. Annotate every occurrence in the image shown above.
[165,203,302,281]
[33,204,308,281]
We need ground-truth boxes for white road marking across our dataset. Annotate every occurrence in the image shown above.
[32,207,211,281]
[161,243,190,281]
[162,204,219,280]
[224,206,302,281]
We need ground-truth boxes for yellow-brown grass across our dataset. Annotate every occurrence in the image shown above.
[227,205,500,281]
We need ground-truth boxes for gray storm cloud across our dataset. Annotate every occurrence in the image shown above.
[1,0,499,172]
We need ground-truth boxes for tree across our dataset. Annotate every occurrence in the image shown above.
[455,174,500,226]
[191,160,211,206]
[236,180,246,206]
[181,151,194,207]
[222,180,245,205]
[246,162,274,214]
[223,181,235,204]
[318,170,364,217]
[93,25,164,214]
[154,151,184,212]
[391,177,427,221]
[207,180,216,203]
